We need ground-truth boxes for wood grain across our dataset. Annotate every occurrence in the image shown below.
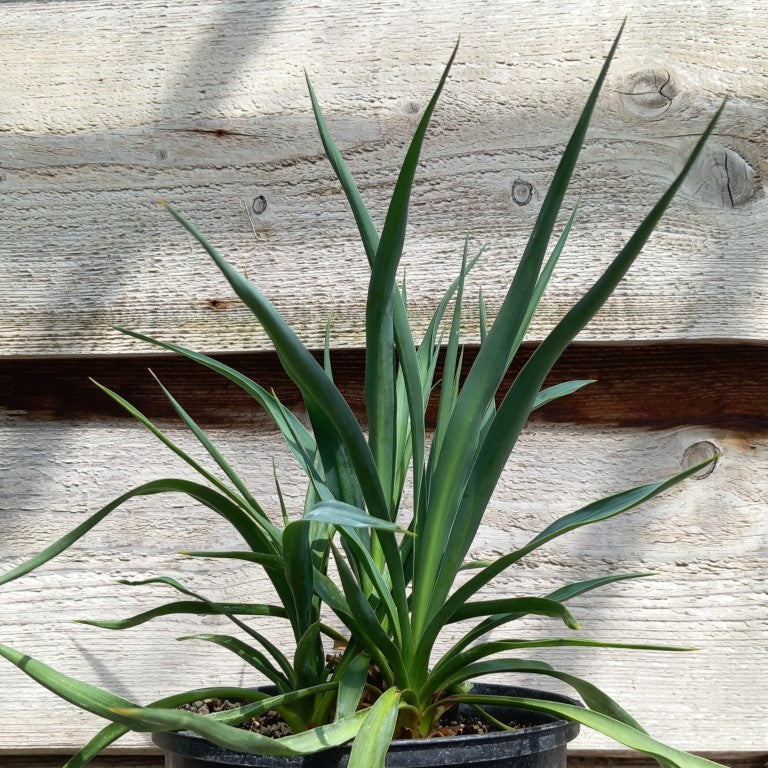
[2,0,767,761]
[2,342,768,429]
[1,0,767,355]
[0,420,765,752]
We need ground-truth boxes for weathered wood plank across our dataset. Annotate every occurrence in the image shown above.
[2,343,768,429]
[0,420,765,752]
[1,0,767,355]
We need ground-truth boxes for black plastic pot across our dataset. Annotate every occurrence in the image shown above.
[152,684,580,768]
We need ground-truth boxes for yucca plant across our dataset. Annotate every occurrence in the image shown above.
[1,26,729,768]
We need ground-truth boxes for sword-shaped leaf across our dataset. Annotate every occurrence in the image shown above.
[0,479,272,587]
[335,653,370,722]
[160,201,388,524]
[448,572,654,657]
[416,455,716,666]
[76,600,287,629]
[111,703,367,756]
[114,326,318,471]
[306,500,411,533]
[348,687,401,768]
[413,24,625,636]
[449,106,724,600]
[442,694,724,768]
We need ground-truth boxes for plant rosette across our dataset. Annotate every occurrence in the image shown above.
[0,25,729,768]
[152,684,581,768]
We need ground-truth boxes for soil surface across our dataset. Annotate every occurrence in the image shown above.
[180,698,523,739]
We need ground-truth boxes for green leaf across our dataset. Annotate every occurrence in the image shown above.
[283,521,316,637]
[413,26,626,638]
[0,478,272,587]
[64,722,128,768]
[365,40,459,511]
[64,685,284,768]
[111,703,367,756]
[533,379,595,410]
[312,570,353,622]
[334,527,404,649]
[456,104,724,603]
[434,659,644,733]
[330,544,405,686]
[434,658,554,692]
[323,313,334,379]
[304,390,366,517]
[305,73,378,263]
[508,199,581,370]
[335,653,370,722]
[148,370,270,526]
[307,69,427,523]
[348,687,401,768]
[429,637,695,694]
[91,379,274,535]
[294,622,324,690]
[160,201,388,525]
[421,455,717,665]
[449,596,579,629]
[478,287,488,343]
[431,238,470,466]
[442,694,726,768]
[531,668,646,732]
[114,326,318,473]
[0,642,141,729]
[450,572,654,655]
[306,500,412,534]
[180,550,283,571]
[164,198,416,654]
[113,576,296,685]
[192,684,339,726]
[76,599,287,629]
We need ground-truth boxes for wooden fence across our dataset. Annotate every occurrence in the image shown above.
[1,1,766,765]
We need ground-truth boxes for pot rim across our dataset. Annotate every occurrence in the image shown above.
[152,683,582,765]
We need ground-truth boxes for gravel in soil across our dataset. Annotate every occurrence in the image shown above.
[180,698,522,739]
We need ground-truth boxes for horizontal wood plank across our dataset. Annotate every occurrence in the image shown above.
[0,420,765,752]
[2,0,767,355]
[2,0,767,761]
[3,342,768,429]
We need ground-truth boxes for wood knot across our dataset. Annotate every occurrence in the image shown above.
[205,298,236,311]
[681,440,719,478]
[510,178,533,206]
[404,100,421,115]
[252,195,267,214]
[684,144,756,208]
[619,69,677,118]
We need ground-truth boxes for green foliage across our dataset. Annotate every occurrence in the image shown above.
[1,27,726,768]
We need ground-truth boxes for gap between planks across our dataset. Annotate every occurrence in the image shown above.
[2,342,767,429]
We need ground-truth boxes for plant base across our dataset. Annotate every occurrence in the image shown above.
[152,684,580,768]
